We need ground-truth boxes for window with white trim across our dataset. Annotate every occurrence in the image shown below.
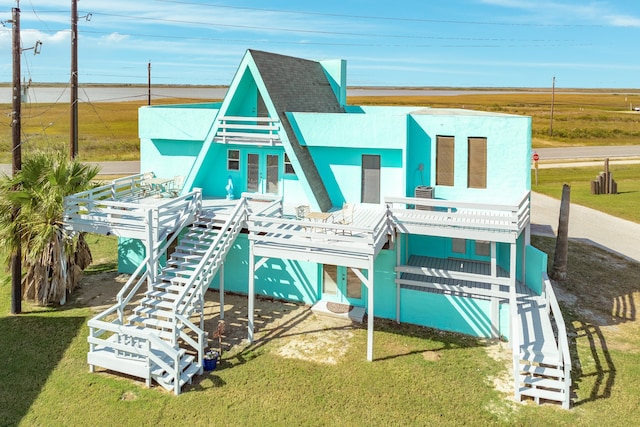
[227,149,240,171]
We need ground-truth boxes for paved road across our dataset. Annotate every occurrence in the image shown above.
[536,145,640,160]
[0,161,140,176]
[531,192,640,263]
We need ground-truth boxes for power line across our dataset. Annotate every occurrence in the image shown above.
[151,0,607,28]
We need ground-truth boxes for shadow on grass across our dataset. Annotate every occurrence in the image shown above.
[0,314,85,426]
[567,319,616,407]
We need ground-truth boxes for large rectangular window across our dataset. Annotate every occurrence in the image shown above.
[436,135,455,186]
[468,137,487,188]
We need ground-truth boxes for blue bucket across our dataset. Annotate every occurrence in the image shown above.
[204,351,218,371]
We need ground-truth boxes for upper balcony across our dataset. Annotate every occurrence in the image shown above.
[63,173,201,241]
[213,116,281,146]
[385,192,530,244]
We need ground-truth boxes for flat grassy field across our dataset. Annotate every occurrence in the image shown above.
[2,234,640,426]
[533,163,640,223]
[1,90,639,163]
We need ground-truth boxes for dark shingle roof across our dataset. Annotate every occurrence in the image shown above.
[250,50,343,211]
[249,50,345,115]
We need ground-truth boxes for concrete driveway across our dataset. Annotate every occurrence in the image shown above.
[531,192,640,263]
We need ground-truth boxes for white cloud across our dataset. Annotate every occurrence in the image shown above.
[478,0,640,27]
[102,32,129,43]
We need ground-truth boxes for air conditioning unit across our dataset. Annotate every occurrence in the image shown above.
[414,186,434,210]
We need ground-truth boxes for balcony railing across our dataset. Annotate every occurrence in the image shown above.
[214,116,281,146]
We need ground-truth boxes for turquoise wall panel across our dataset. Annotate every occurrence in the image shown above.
[370,249,398,320]
[400,288,494,337]
[117,237,166,274]
[140,138,202,181]
[207,234,320,305]
[410,112,531,204]
[138,105,219,141]
[407,116,432,196]
[118,237,146,274]
[407,234,448,258]
[499,302,510,340]
[289,112,407,149]
[308,146,404,206]
[525,245,548,296]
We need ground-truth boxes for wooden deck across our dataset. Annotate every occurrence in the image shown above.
[248,203,390,269]
[386,193,530,244]
[396,255,532,300]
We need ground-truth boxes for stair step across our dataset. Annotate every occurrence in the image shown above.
[519,348,561,366]
[129,315,175,330]
[157,274,192,285]
[519,386,567,403]
[166,259,199,269]
[133,306,174,320]
[175,245,208,255]
[170,252,203,262]
[180,238,213,247]
[160,267,194,278]
[183,230,218,239]
[519,375,566,390]
[520,364,565,379]
[152,282,197,295]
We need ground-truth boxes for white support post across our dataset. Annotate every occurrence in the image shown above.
[396,233,401,323]
[219,263,225,320]
[248,240,255,343]
[145,208,155,292]
[509,242,518,349]
[367,256,375,362]
[490,241,497,278]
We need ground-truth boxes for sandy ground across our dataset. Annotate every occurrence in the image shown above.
[70,272,358,365]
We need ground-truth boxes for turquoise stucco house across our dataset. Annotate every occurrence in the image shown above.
[64,49,571,407]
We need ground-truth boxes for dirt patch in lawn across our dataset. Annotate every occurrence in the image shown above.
[70,272,358,365]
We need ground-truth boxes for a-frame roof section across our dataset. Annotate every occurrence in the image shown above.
[250,49,344,211]
[186,50,343,211]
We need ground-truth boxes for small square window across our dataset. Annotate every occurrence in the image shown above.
[227,149,240,171]
[452,238,466,254]
[284,153,295,175]
[475,240,490,257]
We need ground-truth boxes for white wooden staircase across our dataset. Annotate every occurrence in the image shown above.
[87,199,247,394]
[513,277,572,409]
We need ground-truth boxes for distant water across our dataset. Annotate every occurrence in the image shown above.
[1,86,552,104]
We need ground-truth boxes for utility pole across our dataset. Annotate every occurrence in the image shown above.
[11,4,22,314]
[549,76,555,137]
[70,0,78,158]
[148,62,151,105]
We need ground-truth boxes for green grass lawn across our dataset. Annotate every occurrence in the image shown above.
[1,90,639,164]
[533,163,640,223]
[2,235,640,426]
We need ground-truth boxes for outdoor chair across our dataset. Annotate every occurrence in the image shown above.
[295,205,310,220]
[337,203,354,235]
[169,175,185,197]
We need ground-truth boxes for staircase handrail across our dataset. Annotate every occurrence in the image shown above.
[89,318,181,380]
[115,192,200,322]
[543,274,572,409]
[172,198,247,315]
[176,313,207,369]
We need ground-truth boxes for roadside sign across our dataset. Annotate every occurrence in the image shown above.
[532,152,539,162]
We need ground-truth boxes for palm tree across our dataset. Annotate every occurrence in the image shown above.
[0,151,99,305]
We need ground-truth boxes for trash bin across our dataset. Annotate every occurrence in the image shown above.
[204,350,219,371]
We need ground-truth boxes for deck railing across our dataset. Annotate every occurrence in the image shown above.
[385,191,530,237]
[542,274,572,409]
[214,116,281,145]
[248,205,390,259]
[64,177,202,240]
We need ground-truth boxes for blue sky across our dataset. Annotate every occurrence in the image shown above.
[1,0,639,88]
